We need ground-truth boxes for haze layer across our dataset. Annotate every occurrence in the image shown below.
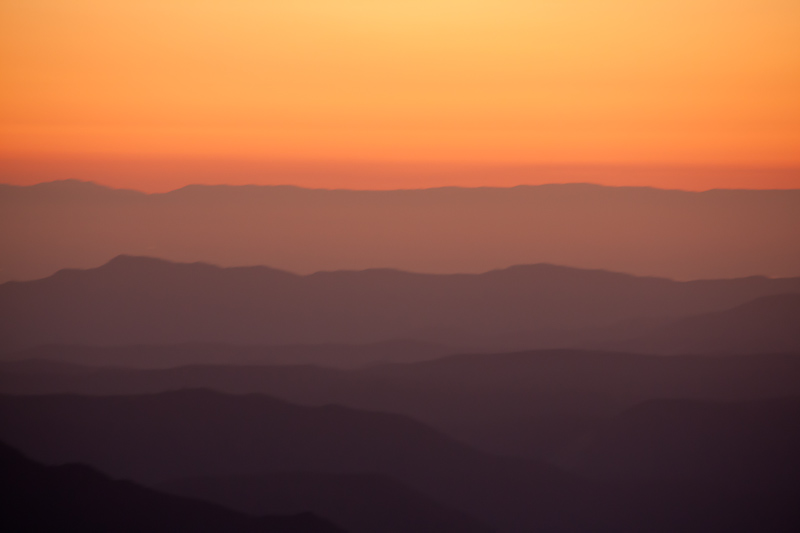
[2,181,799,282]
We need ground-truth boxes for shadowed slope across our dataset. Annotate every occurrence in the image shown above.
[617,293,800,354]
[571,397,800,492]
[0,441,344,533]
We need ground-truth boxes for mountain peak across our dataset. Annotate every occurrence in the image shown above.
[103,255,193,269]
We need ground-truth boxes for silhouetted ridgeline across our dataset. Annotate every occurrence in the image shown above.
[1,255,798,353]
[2,180,799,283]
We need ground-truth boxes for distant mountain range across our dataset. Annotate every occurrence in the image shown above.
[1,255,798,354]
[2,180,799,283]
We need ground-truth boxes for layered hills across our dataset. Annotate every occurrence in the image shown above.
[3,389,798,532]
[4,350,799,462]
[2,181,799,533]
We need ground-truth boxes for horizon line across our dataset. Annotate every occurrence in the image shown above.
[2,157,799,193]
[4,178,800,195]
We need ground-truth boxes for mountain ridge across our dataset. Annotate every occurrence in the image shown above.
[1,255,798,353]
[7,254,708,283]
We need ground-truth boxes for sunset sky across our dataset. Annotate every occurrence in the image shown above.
[1,0,799,191]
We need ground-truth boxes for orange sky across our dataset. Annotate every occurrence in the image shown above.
[1,0,799,190]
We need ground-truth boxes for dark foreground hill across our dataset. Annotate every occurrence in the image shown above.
[570,396,800,492]
[0,389,560,533]
[1,255,799,353]
[0,441,344,533]
[2,390,799,532]
[159,473,492,533]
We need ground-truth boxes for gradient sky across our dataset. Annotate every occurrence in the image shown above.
[1,0,799,190]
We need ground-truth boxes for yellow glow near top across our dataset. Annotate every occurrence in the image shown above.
[1,0,799,167]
